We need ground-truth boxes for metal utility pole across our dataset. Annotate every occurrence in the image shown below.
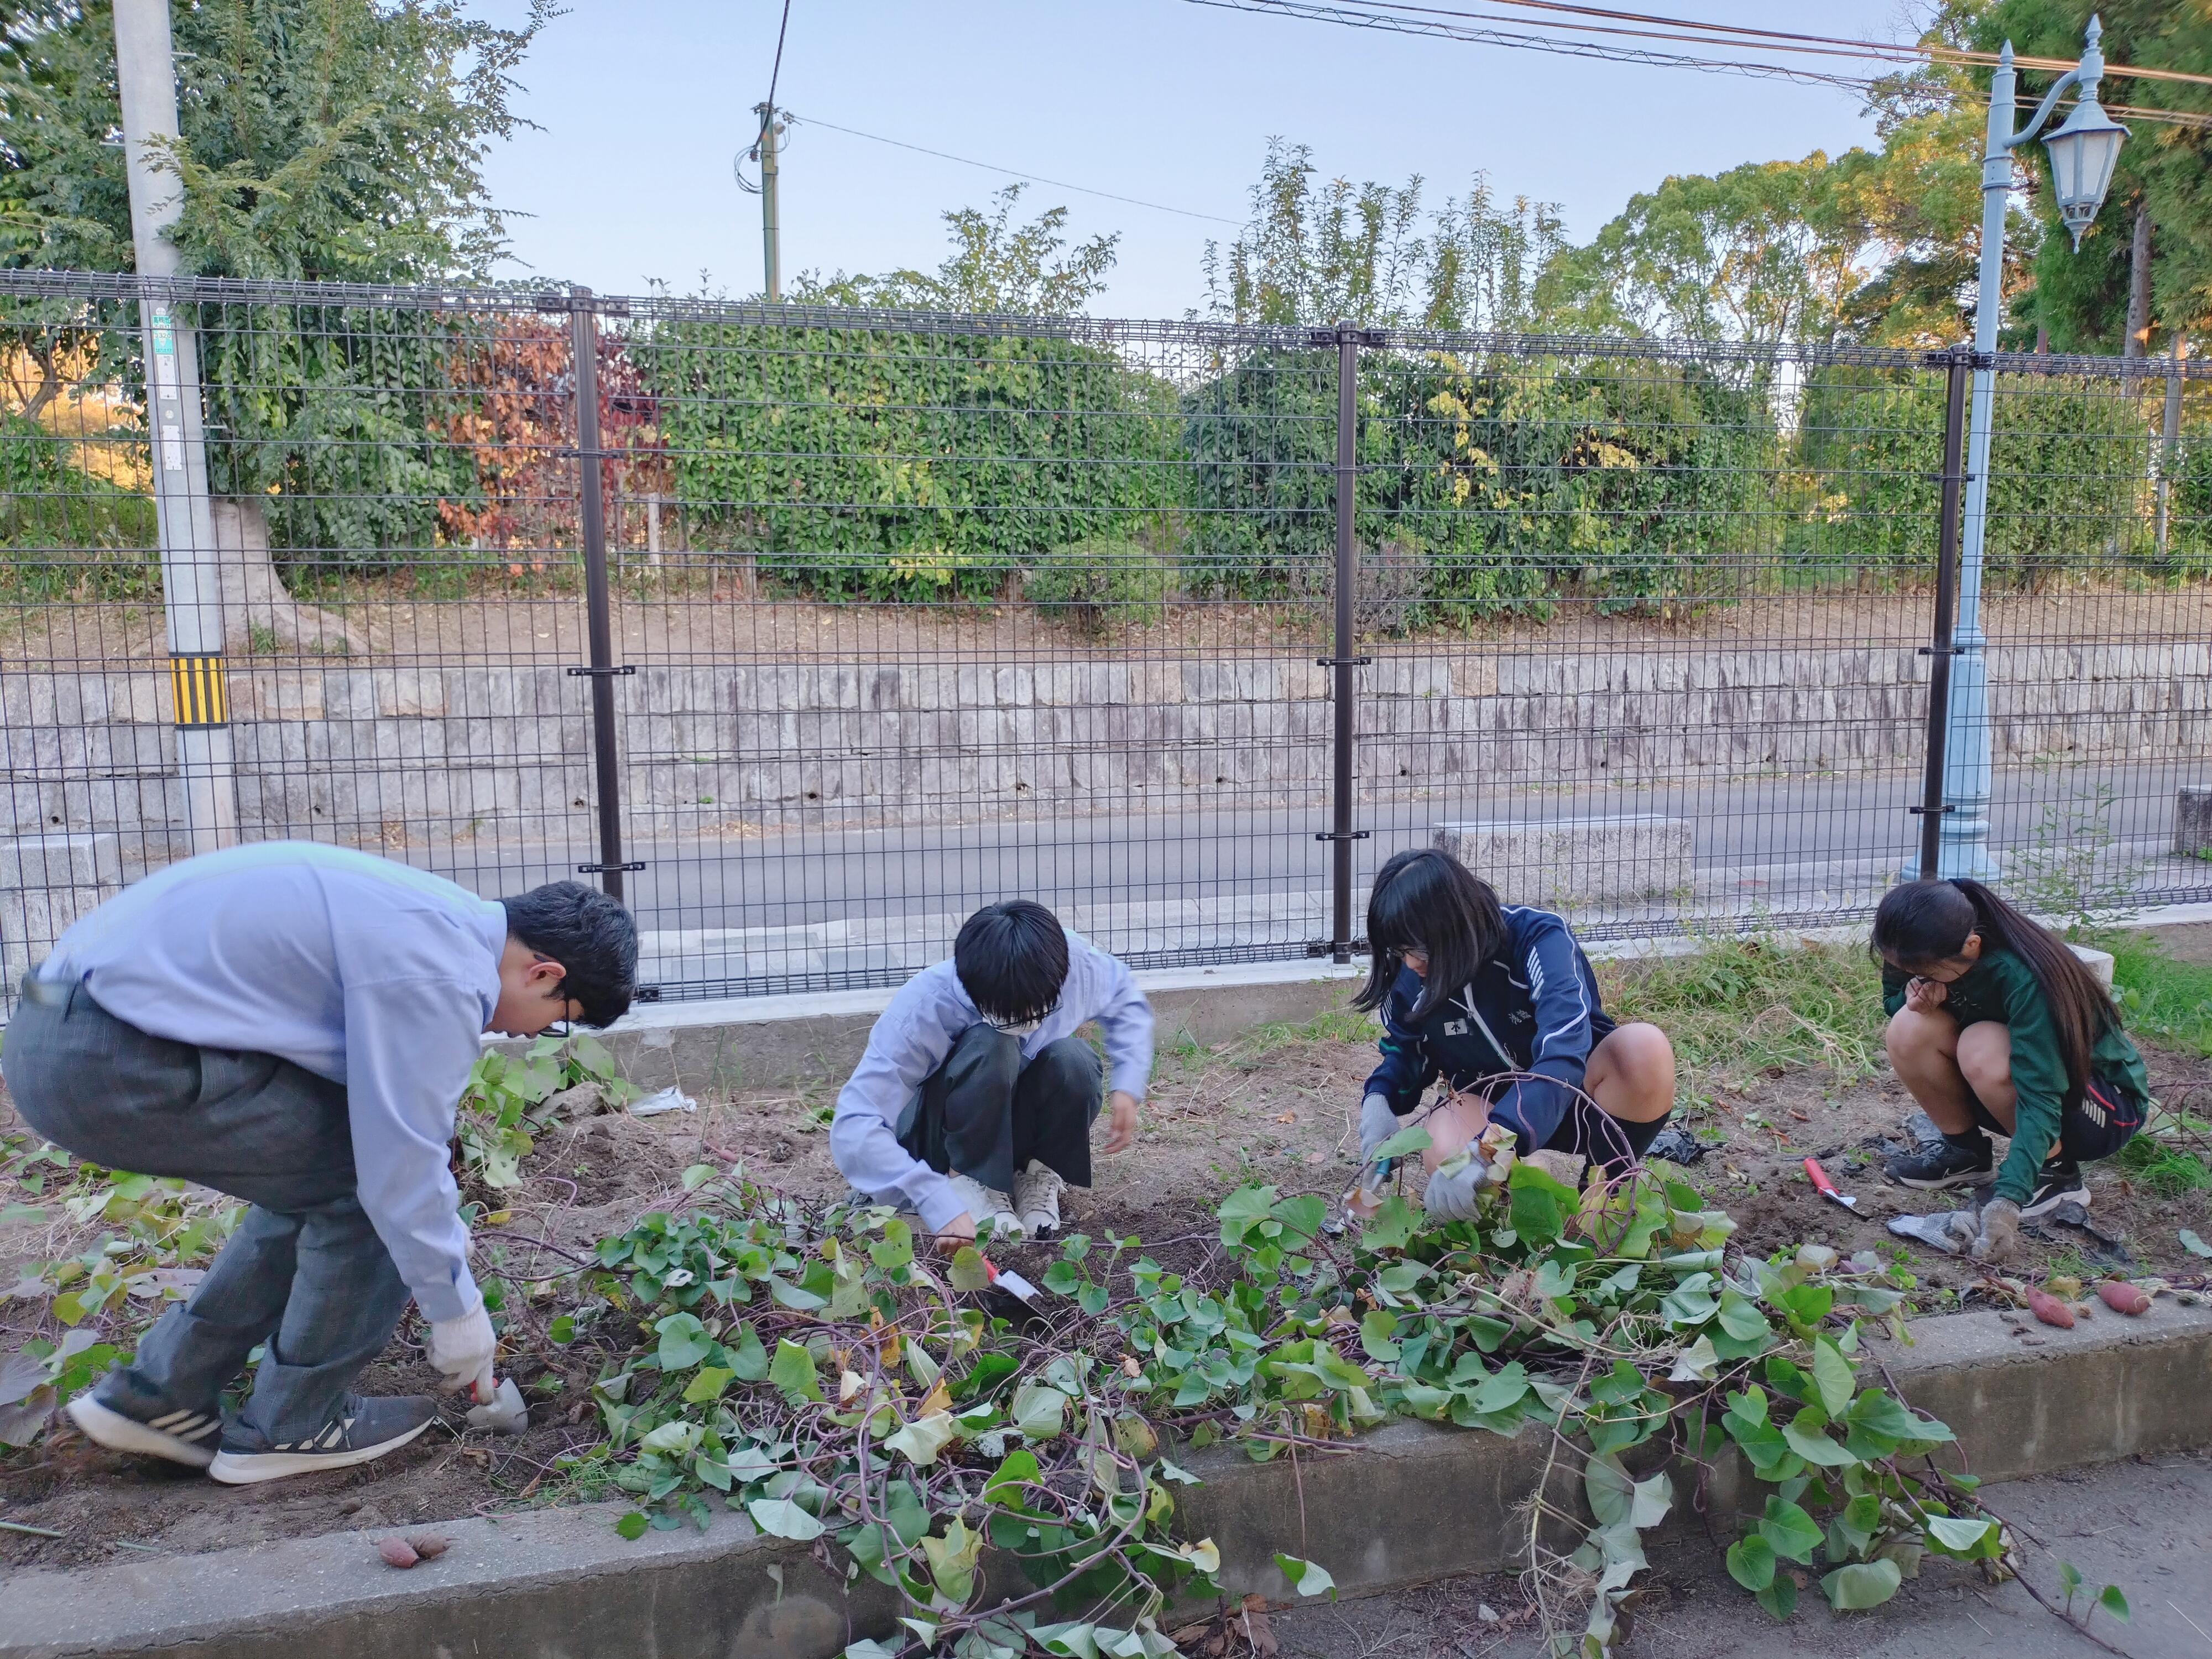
[113,0,236,853]
[755,103,783,302]
[1940,24,2126,879]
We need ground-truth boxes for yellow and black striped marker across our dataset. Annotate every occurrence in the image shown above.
[169,653,229,729]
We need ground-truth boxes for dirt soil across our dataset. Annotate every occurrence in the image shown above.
[3,1010,2209,1578]
[9,584,2204,670]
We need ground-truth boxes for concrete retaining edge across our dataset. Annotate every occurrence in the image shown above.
[7,1300,2209,1659]
[514,905,2199,1097]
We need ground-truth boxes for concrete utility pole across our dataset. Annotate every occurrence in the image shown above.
[113,0,236,853]
[755,102,783,302]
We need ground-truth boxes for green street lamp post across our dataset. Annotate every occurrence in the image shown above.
[1932,18,2127,880]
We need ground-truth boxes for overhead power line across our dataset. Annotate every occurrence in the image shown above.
[765,0,793,108]
[782,111,1244,225]
[1187,0,1886,93]
[1189,0,2212,131]
[1389,0,2212,86]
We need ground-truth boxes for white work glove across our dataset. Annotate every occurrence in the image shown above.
[425,1297,498,1397]
[1358,1093,1401,1166]
[1966,1197,2022,1264]
[1422,1150,1496,1222]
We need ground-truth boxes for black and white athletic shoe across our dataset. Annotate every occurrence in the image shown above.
[2019,1160,2089,1223]
[1884,1135,1995,1190]
[207,1394,438,1486]
[65,1388,222,1470]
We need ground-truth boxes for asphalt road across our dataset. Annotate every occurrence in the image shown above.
[420,759,2212,938]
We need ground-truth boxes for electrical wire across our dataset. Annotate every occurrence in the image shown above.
[766,0,793,112]
[1190,0,2212,131]
[781,111,1244,225]
[1187,0,1887,94]
[1366,0,2212,87]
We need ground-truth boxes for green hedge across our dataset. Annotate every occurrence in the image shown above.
[637,321,1182,601]
[1179,347,1775,615]
[1796,367,2196,582]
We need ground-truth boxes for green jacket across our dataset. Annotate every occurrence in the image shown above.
[1882,948,2148,1203]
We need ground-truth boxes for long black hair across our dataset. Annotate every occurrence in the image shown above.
[1355,847,1506,1022]
[1871,878,2120,1107]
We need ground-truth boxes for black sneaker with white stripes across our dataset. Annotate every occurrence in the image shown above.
[66,1386,223,1470]
[2020,1160,2090,1222]
[207,1394,438,1486]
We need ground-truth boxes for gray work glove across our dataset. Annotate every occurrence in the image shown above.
[1358,1093,1401,1166]
[1967,1197,2022,1264]
[1422,1151,1495,1222]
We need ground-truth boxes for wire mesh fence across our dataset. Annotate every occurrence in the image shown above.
[3,270,2210,1013]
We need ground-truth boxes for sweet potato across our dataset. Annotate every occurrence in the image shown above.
[377,1537,419,1569]
[2025,1287,2075,1328]
[408,1533,451,1561]
[2096,1280,2151,1317]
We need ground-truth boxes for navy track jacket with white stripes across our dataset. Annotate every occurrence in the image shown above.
[1361,905,1609,1151]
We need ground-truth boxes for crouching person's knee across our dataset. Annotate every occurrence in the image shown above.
[1029,1036,1103,1106]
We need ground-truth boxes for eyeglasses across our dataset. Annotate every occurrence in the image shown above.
[989,1014,1046,1037]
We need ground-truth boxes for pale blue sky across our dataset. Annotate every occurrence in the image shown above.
[473,1,1922,317]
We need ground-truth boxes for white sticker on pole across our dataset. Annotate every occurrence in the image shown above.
[149,307,185,472]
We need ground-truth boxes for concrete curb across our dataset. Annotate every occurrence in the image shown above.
[8,1301,2209,1659]
[525,956,1366,1095]
[505,901,2196,1095]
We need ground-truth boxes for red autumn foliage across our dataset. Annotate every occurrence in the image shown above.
[434,318,666,566]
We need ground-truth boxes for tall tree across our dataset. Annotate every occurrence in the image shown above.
[1200,138,1564,330]
[0,1,553,605]
[1,0,551,281]
[1544,154,1877,347]
[1829,3,2016,349]
[792,184,1120,315]
[1977,0,2212,351]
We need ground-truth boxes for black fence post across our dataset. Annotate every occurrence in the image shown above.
[1310,322,1380,963]
[565,285,636,905]
[1914,348,1973,880]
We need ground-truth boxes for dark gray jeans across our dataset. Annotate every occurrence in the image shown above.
[3,982,411,1447]
[899,1025,1103,1196]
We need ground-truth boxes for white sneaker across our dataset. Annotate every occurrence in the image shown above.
[1011,1160,1067,1237]
[946,1172,1024,1240]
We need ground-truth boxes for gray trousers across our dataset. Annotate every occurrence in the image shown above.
[899,1026,1103,1196]
[2,983,411,1447]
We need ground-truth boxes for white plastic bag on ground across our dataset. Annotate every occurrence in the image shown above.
[628,1086,697,1118]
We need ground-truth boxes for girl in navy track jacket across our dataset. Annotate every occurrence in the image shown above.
[1352,847,1678,1219]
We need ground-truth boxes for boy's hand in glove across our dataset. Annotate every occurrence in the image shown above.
[1358,1093,1400,1165]
[426,1297,498,1396]
[1967,1197,2021,1263]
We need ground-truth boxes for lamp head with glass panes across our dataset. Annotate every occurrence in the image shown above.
[2043,95,2127,250]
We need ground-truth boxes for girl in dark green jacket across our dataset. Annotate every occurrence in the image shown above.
[1875,878,2150,1262]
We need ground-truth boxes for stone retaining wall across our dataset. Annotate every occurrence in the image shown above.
[5,641,2208,847]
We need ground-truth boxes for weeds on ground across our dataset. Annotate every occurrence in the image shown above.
[2105,932,2212,1059]
[1598,937,1885,1099]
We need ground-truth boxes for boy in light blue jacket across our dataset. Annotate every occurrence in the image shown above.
[832,901,1153,1245]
